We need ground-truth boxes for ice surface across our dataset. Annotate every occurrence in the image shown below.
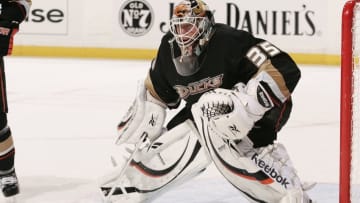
[0,57,340,202]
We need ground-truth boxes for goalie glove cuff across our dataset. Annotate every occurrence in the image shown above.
[232,80,274,122]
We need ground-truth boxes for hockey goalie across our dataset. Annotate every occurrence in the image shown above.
[98,0,315,202]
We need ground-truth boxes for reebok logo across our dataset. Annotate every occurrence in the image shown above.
[256,86,272,108]
[251,153,290,188]
[149,114,156,126]
[229,124,240,135]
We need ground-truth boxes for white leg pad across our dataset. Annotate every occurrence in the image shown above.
[99,120,211,203]
[191,104,314,203]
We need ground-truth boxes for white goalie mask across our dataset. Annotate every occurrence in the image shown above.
[170,0,214,57]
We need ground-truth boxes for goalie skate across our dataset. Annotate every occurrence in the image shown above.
[0,170,19,200]
[99,120,211,203]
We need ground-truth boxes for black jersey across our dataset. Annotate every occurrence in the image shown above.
[147,23,301,147]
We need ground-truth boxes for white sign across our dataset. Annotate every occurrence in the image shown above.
[13,0,348,58]
[19,0,68,35]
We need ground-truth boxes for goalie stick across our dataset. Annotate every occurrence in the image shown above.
[102,132,150,202]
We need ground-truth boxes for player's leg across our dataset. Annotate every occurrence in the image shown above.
[0,114,18,197]
[192,102,314,203]
[0,58,19,197]
[216,136,312,202]
[99,119,211,203]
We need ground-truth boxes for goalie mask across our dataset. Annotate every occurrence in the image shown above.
[169,0,214,76]
[170,0,214,57]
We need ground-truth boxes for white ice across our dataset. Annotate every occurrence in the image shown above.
[0,57,340,203]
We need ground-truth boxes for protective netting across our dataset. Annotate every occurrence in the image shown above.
[200,103,232,118]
